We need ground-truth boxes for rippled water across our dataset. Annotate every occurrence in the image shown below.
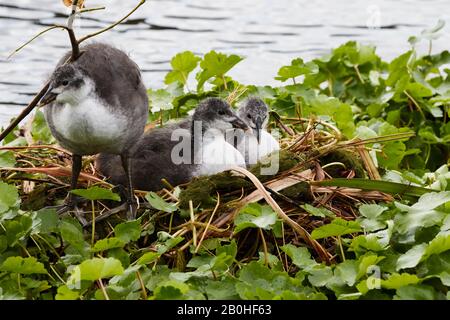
[1,0,449,126]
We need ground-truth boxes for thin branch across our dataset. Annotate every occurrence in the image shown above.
[77,0,146,44]
[6,7,104,60]
[68,1,80,60]
[195,193,220,254]
[7,26,68,60]
[79,6,106,14]
[0,82,50,142]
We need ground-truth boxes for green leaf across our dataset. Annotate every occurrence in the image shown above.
[148,88,173,113]
[0,181,19,214]
[71,186,120,202]
[308,266,334,287]
[196,51,243,90]
[359,204,387,219]
[311,218,362,239]
[234,203,277,233]
[0,150,15,168]
[31,209,59,234]
[394,284,438,300]
[381,273,420,289]
[276,58,318,82]
[165,51,201,85]
[153,280,190,300]
[423,231,450,259]
[280,244,318,269]
[156,235,184,254]
[55,285,80,300]
[0,256,47,274]
[137,252,160,265]
[31,110,54,144]
[335,260,359,286]
[312,178,436,197]
[114,220,141,243]
[91,237,126,252]
[302,204,335,218]
[145,192,178,212]
[394,191,450,235]
[68,258,124,282]
[396,243,427,270]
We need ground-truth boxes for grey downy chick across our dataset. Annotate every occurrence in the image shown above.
[234,97,280,166]
[95,98,249,192]
[41,43,148,220]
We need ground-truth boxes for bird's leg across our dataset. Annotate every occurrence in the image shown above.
[121,153,137,220]
[47,154,83,215]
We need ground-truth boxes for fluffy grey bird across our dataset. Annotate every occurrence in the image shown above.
[234,97,280,166]
[96,98,249,192]
[40,43,148,220]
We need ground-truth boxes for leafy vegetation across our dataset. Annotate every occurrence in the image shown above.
[1,24,450,300]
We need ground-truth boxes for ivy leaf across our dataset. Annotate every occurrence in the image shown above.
[0,182,19,214]
[55,285,80,300]
[165,51,201,85]
[311,218,362,239]
[276,58,318,82]
[31,110,54,144]
[91,237,126,252]
[280,244,318,269]
[153,280,190,300]
[71,186,120,202]
[137,252,160,265]
[0,256,47,274]
[396,243,427,270]
[148,88,173,113]
[234,203,277,233]
[114,220,141,243]
[0,150,15,168]
[394,191,450,236]
[145,192,178,212]
[302,204,335,218]
[394,284,439,300]
[196,51,243,90]
[359,204,387,219]
[68,258,124,283]
[381,273,420,290]
[31,208,59,234]
[335,260,359,286]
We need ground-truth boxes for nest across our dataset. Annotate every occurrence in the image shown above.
[0,116,392,268]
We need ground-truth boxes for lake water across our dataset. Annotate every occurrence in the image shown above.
[1,0,450,127]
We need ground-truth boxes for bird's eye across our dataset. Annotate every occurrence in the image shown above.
[247,114,252,119]
[218,110,225,115]
[62,80,69,86]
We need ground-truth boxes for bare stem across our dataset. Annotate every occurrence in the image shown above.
[189,200,197,248]
[0,82,50,142]
[195,193,220,254]
[68,1,80,60]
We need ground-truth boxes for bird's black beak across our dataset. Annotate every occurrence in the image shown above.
[255,117,263,144]
[231,116,250,131]
[39,86,57,107]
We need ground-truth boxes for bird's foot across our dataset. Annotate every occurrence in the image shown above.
[45,195,83,215]
[126,201,138,220]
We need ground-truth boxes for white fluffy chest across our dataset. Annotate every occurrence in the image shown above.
[236,130,280,165]
[196,137,246,176]
[49,97,128,153]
